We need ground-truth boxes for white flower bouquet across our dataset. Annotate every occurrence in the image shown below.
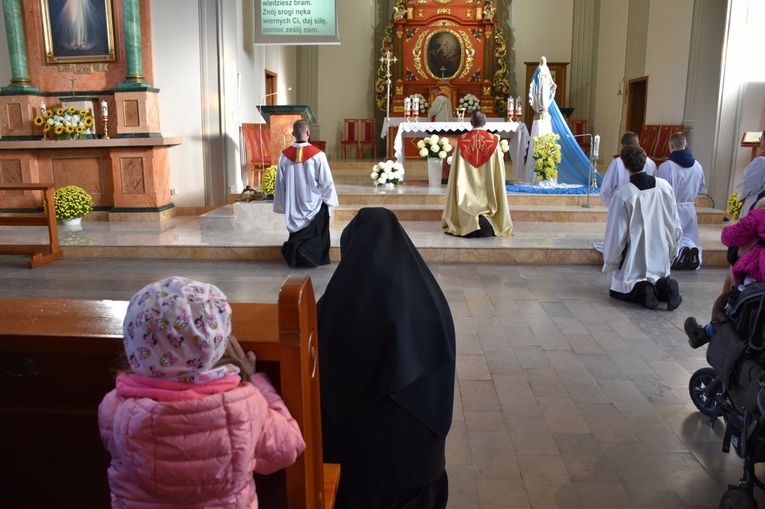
[499,139,510,153]
[458,94,480,114]
[417,134,453,159]
[34,106,94,140]
[371,160,405,185]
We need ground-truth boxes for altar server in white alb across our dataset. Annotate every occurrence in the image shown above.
[656,131,706,270]
[736,130,765,219]
[600,131,657,208]
[603,145,683,310]
[593,131,656,252]
[273,119,339,268]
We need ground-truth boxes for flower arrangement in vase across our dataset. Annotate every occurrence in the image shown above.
[45,185,94,223]
[371,160,405,187]
[532,133,562,182]
[260,165,277,197]
[33,107,94,140]
[417,134,453,159]
[458,94,480,114]
[727,191,743,221]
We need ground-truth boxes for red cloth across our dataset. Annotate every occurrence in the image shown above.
[282,143,321,163]
[456,130,499,168]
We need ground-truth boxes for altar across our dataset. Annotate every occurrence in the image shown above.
[385,119,529,182]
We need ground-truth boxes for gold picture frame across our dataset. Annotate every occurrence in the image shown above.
[41,0,116,64]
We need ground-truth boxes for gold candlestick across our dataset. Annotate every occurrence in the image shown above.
[103,116,110,139]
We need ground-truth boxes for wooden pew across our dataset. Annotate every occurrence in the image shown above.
[0,275,339,509]
[0,182,63,268]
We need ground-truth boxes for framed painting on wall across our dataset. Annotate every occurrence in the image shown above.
[41,0,116,64]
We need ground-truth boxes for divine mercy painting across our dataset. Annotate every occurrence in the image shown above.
[41,0,115,63]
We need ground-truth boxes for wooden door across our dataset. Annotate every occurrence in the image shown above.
[626,77,648,135]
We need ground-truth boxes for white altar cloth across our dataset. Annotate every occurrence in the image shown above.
[387,119,530,182]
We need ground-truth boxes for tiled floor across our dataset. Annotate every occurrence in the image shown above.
[0,255,758,508]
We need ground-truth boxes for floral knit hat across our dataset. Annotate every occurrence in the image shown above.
[123,276,238,383]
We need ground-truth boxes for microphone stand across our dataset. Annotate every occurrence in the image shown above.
[569,133,599,208]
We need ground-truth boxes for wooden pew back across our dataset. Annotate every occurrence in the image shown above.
[0,275,332,509]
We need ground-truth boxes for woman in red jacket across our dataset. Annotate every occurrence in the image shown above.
[98,276,305,508]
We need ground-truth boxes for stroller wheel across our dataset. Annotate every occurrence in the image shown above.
[719,487,757,509]
[689,367,722,417]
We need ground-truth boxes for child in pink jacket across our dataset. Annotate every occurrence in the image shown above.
[98,276,306,508]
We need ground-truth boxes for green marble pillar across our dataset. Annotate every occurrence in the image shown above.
[1,0,38,92]
[118,0,151,89]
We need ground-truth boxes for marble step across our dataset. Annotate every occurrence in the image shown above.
[335,204,725,224]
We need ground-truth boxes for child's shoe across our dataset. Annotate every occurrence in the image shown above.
[685,316,710,348]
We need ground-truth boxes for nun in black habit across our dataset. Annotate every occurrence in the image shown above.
[317,207,456,509]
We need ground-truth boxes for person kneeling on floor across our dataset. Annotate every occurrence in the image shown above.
[602,145,684,310]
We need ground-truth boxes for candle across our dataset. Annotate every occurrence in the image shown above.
[101,100,108,118]
[413,97,419,112]
[507,97,514,115]
[40,102,46,116]
[593,135,600,159]
[404,97,411,113]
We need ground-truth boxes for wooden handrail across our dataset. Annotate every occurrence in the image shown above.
[0,183,62,268]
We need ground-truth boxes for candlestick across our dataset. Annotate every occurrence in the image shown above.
[413,97,419,122]
[101,100,110,139]
[593,135,600,159]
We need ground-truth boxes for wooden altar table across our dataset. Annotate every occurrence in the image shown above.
[385,119,529,182]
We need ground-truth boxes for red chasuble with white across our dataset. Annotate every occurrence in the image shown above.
[282,144,322,163]
[456,129,499,168]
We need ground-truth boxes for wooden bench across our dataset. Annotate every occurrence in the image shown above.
[0,275,339,509]
[0,182,63,268]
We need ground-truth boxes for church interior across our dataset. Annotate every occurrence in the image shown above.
[1,0,765,507]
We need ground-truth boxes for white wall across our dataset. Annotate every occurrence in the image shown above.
[150,0,205,207]
[513,0,574,104]
[644,0,693,124]
[594,0,629,157]
[317,0,375,159]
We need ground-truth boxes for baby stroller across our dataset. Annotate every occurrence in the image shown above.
[688,282,765,508]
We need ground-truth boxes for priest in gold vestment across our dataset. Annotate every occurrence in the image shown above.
[441,111,513,237]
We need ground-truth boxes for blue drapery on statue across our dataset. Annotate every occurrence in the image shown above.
[547,101,602,188]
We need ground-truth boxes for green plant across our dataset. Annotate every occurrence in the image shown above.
[50,185,94,220]
[260,165,277,196]
[532,133,562,181]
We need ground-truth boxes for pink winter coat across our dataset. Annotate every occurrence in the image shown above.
[98,372,306,508]
[721,207,765,284]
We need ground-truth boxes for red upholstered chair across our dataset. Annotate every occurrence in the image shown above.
[659,125,684,159]
[341,118,359,159]
[653,125,672,160]
[358,118,376,159]
[570,118,590,153]
[639,124,651,150]
[242,123,271,187]
[641,124,660,159]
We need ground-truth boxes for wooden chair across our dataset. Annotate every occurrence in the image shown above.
[358,118,376,159]
[659,124,685,159]
[0,276,340,509]
[640,124,660,159]
[242,123,271,187]
[340,118,359,160]
[653,125,673,160]
[570,118,590,153]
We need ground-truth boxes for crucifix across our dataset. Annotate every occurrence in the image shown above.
[440,66,446,80]
[69,75,76,97]
[379,50,397,157]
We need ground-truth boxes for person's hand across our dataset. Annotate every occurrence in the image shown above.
[226,335,256,377]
